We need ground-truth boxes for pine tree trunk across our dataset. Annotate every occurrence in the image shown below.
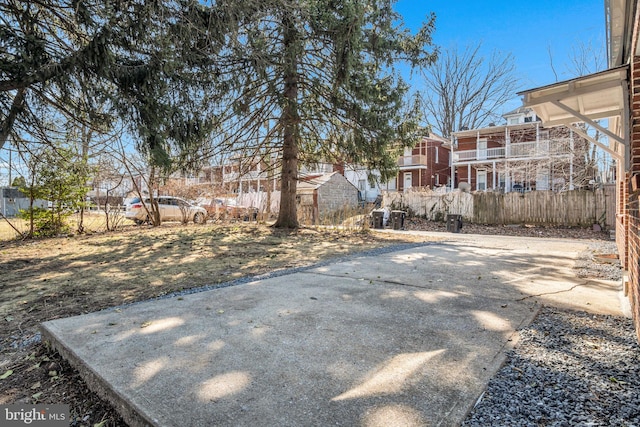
[274,14,300,229]
[275,126,299,228]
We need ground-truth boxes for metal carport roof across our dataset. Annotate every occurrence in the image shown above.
[518,65,629,165]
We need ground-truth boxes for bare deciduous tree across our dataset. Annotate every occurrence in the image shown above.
[92,151,129,231]
[421,43,520,138]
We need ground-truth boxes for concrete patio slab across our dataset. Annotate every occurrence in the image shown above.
[41,233,625,426]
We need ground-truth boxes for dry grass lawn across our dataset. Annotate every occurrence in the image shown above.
[0,220,430,334]
[0,214,432,426]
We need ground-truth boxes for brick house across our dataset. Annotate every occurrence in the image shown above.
[519,0,639,338]
[451,108,594,192]
[396,133,450,191]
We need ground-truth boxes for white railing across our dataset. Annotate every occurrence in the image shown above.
[453,139,573,163]
[398,155,428,167]
[223,170,267,182]
[454,147,505,162]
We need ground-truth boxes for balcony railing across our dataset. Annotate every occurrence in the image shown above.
[398,154,428,168]
[223,170,268,182]
[452,139,573,163]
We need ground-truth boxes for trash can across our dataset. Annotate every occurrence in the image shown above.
[391,210,406,230]
[446,214,462,233]
[372,211,385,229]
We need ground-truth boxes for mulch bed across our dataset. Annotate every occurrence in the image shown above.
[405,217,611,240]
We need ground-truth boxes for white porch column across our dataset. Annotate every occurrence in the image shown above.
[505,126,511,158]
[505,162,510,191]
[492,161,497,189]
[451,165,455,190]
[450,135,456,191]
[569,128,574,190]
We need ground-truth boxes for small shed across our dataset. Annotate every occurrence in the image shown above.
[297,172,359,224]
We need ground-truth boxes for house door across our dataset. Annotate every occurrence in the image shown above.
[477,138,488,160]
[404,172,412,190]
[498,172,506,191]
[536,167,550,190]
[476,169,487,191]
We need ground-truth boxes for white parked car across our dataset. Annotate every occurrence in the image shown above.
[125,196,207,225]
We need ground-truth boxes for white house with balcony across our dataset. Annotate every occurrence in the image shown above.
[450,107,594,192]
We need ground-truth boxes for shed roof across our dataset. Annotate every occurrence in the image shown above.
[298,172,340,191]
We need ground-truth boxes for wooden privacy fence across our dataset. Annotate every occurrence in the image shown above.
[383,184,616,229]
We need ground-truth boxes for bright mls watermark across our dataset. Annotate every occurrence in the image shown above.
[1,404,69,426]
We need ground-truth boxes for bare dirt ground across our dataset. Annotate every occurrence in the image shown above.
[0,218,612,426]
[404,217,613,240]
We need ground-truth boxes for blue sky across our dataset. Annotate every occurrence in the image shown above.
[396,0,606,111]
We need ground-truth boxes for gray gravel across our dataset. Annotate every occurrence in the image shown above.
[463,240,640,427]
[574,240,623,281]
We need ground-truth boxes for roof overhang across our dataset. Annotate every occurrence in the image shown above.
[518,66,628,127]
[518,65,629,164]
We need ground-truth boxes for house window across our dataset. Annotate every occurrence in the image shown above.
[358,179,366,191]
[435,146,439,163]
[476,169,487,191]
[508,117,520,125]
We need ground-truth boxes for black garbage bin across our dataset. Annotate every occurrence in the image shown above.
[391,210,406,230]
[372,211,385,229]
[446,214,462,233]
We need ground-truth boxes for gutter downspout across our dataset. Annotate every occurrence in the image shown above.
[570,128,575,190]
